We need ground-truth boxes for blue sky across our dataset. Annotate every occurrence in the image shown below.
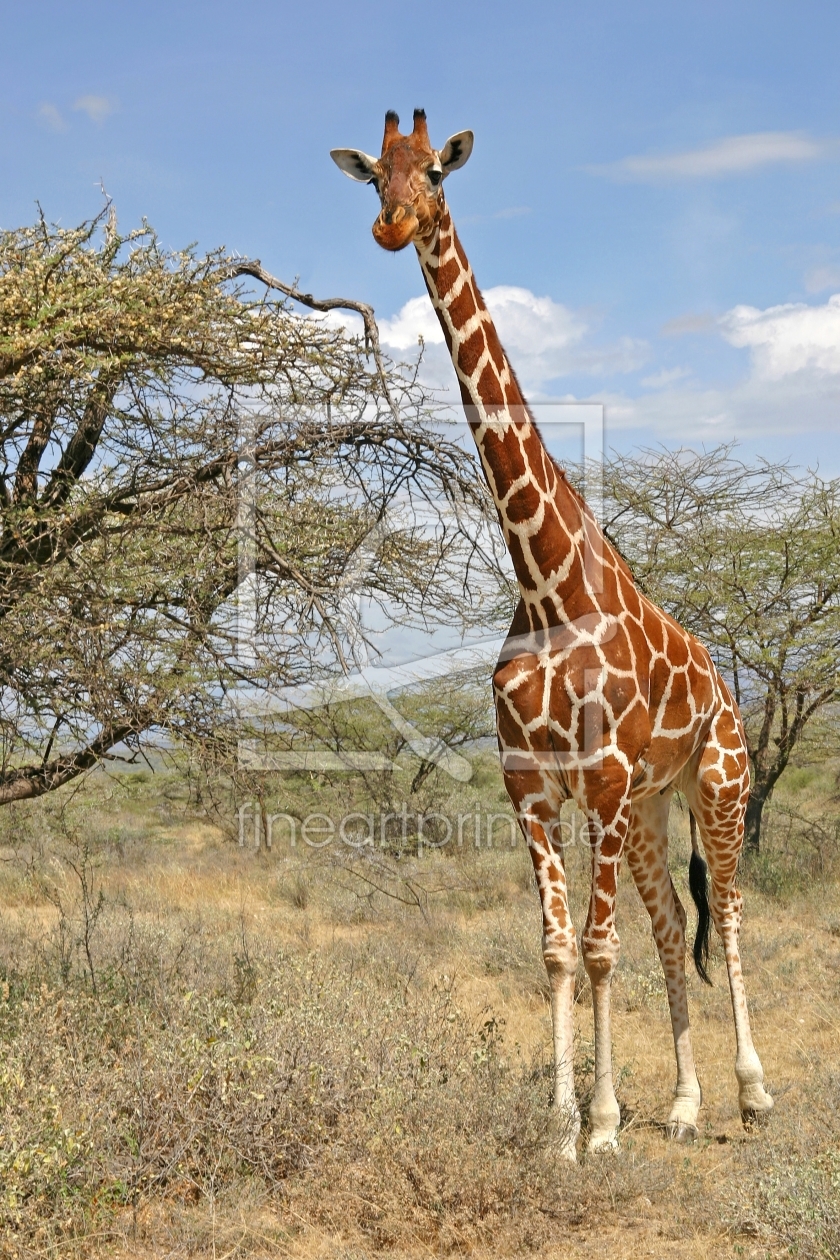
[2,0,839,471]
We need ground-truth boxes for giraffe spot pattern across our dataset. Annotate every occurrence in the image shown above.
[412,195,768,1145]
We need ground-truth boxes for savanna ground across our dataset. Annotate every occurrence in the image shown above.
[0,749,838,1260]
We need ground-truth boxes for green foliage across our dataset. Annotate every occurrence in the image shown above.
[0,205,504,807]
[0,922,576,1251]
[228,670,497,845]
[597,447,840,848]
[725,1145,840,1259]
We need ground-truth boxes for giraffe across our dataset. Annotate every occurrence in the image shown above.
[331,109,773,1159]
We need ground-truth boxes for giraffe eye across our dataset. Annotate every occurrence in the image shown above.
[427,168,442,186]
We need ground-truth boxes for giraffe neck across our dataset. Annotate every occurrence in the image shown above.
[414,206,604,626]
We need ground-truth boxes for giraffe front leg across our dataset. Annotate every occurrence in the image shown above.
[580,797,629,1153]
[522,816,580,1160]
[544,938,581,1158]
[582,944,621,1151]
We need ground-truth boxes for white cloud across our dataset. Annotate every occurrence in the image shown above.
[720,294,840,379]
[484,286,647,383]
[661,312,715,337]
[379,296,445,349]
[640,366,690,389]
[589,131,831,182]
[316,308,366,338]
[38,102,66,132]
[482,285,587,382]
[73,95,115,124]
[323,286,840,448]
[605,292,840,440]
[616,375,840,441]
[592,293,840,441]
[377,287,647,391]
[805,265,840,293]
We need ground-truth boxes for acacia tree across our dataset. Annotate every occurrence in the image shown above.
[0,206,505,805]
[598,447,840,851]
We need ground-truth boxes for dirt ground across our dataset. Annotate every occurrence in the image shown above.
[0,777,838,1259]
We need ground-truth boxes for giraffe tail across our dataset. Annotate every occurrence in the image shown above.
[688,811,713,986]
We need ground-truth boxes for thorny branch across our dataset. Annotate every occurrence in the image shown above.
[0,207,511,805]
[227,260,402,423]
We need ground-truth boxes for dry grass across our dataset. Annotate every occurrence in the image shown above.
[0,764,837,1259]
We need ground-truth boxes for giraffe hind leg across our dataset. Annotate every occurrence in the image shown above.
[626,793,702,1142]
[684,735,773,1128]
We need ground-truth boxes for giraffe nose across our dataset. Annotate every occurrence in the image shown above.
[373,204,418,251]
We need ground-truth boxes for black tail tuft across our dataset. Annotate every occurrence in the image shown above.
[688,848,713,985]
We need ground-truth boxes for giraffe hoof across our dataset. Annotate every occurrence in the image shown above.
[741,1106,772,1131]
[665,1121,698,1144]
[740,1086,774,1130]
[587,1131,619,1154]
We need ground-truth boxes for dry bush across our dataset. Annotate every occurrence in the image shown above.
[0,914,667,1257]
[722,1065,840,1259]
[0,769,838,1257]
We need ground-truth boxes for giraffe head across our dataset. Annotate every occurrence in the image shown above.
[331,109,473,251]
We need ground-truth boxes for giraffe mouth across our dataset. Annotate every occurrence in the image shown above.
[372,204,419,251]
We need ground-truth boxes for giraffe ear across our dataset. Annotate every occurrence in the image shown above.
[439,131,474,175]
[330,149,379,183]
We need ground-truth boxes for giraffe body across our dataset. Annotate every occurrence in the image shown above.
[332,111,772,1157]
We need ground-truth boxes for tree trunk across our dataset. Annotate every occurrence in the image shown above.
[744,788,767,854]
